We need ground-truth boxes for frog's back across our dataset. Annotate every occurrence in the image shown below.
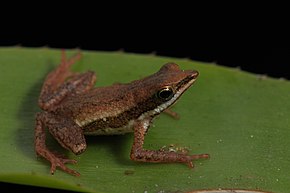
[61,84,138,135]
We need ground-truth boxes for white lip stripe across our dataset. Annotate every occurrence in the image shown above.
[139,78,196,120]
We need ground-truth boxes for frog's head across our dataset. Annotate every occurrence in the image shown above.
[132,63,199,117]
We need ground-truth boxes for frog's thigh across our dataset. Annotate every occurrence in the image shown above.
[47,116,87,155]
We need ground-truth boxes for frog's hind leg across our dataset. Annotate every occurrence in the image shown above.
[44,51,82,91]
[38,51,97,111]
[35,112,86,176]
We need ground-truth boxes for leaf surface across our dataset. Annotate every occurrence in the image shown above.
[0,47,289,193]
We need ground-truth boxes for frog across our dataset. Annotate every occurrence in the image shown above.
[35,51,209,176]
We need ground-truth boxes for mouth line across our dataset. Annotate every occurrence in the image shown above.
[176,75,197,93]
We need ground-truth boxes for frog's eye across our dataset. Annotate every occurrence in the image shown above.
[157,86,175,100]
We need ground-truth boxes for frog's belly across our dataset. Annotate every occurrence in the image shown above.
[84,126,134,135]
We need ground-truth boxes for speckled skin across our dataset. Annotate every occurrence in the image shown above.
[35,51,209,176]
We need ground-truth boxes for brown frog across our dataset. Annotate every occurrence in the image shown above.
[35,51,209,176]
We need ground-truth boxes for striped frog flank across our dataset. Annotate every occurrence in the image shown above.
[35,51,209,176]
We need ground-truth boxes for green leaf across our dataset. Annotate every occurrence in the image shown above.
[0,47,289,193]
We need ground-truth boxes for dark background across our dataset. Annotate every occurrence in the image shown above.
[0,34,290,80]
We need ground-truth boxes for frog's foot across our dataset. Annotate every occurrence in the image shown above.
[39,50,83,98]
[58,50,82,79]
[50,155,80,176]
[61,49,82,68]
[131,148,209,168]
[184,153,210,168]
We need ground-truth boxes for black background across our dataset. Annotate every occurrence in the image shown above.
[1,35,289,80]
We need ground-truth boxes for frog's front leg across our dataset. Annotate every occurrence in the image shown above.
[35,112,86,176]
[38,51,96,111]
[130,119,209,167]
[163,109,180,119]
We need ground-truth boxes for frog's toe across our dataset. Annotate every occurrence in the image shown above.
[62,158,78,164]
[190,153,210,160]
[50,157,80,176]
[60,165,80,177]
[50,163,57,175]
[184,153,210,168]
